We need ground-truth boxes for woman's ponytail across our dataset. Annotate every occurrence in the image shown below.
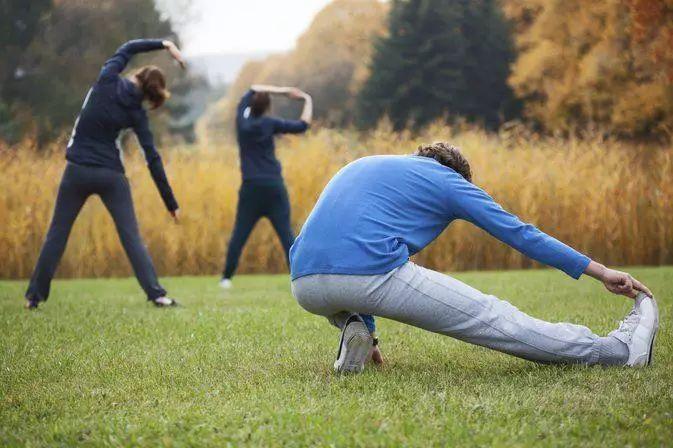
[134,66,170,109]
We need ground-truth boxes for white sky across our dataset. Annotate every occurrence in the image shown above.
[167,0,334,55]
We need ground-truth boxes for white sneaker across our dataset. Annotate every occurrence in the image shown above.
[153,297,179,307]
[219,278,232,290]
[334,316,372,374]
[610,292,659,367]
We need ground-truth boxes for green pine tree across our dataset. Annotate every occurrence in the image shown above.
[358,0,516,131]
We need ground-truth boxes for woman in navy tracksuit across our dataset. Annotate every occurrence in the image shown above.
[220,85,313,288]
[24,39,186,309]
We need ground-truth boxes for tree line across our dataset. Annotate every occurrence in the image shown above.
[213,0,672,141]
[2,0,671,143]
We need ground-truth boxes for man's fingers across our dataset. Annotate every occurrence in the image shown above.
[631,277,652,297]
[608,274,634,297]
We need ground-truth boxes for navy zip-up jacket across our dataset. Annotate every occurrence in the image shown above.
[66,39,178,211]
[236,89,309,182]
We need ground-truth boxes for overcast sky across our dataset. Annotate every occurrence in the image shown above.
[162,0,334,55]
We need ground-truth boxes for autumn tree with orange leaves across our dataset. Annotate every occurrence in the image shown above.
[503,0,673,139]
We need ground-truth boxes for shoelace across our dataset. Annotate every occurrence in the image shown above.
[616,308,640,337]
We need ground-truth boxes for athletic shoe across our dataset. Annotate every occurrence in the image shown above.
[24,299,39,310]
[609,292,659,367]
[153,297,180,307]
[334,315,373,374]
[219,278,232,290]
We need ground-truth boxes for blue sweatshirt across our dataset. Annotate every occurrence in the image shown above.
[290,155,591,281]
[65,39,178,211]
[236,90,309,182]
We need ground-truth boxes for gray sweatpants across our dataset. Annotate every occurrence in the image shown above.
[26,162,166,302]
[291,261,623,365]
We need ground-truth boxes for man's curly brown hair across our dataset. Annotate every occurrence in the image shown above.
[414,142,472,182]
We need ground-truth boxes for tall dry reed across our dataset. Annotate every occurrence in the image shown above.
[1,125,671,279]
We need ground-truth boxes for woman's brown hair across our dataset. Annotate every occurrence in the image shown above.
[134,65,170,109]
[250,91,271,117]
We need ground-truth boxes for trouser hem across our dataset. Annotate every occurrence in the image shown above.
[25,292,46,303]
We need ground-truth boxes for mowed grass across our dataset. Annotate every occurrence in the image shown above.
[1,267,671,447]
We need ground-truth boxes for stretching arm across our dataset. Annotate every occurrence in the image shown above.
[98,39,165,81]
[251,85,312,124]
[133,111,179,213]
[251,84,294,94]
[299,91,313,125]
[447,175,652,297]
[98,39,185,82]
[447,176,590,279]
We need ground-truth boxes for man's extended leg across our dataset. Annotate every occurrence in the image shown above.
[25,165,89,303]
[293,262,628,366]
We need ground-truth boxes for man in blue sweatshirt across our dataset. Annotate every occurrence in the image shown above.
[290,143,658,373]
[220,85,313,289]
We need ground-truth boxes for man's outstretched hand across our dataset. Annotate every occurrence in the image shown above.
[585,261,652,299]
[601,268,651,298]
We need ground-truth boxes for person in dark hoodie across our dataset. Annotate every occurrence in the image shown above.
[219,85,313,289]
[24,39,186,309]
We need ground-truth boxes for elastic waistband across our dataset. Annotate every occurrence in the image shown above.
[66,161,125,175]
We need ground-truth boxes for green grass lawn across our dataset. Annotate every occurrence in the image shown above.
[1,267,671,447]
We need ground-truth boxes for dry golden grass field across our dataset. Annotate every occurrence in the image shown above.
[1,124,672,279]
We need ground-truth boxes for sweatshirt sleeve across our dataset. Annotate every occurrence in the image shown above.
[98,39,166,82]
[132,111,179,212]
[446,176,591,279]
[271,118,309,135]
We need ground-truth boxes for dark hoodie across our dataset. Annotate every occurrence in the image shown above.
[65,39,178,212]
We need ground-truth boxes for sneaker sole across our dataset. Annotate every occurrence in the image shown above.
[153,300,180,307]
[334,322,372,374]
[647,298,659,366]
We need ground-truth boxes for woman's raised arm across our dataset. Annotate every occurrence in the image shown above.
[98,39,185,82]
